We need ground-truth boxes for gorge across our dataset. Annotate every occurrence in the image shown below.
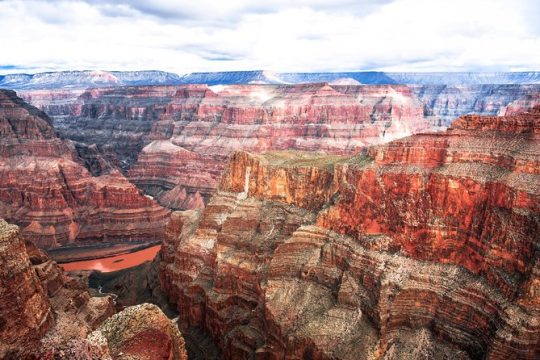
[158,106,539,359]
[0,71,538,359]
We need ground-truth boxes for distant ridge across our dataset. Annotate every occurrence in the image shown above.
[1,69,540,89]
[0,70,182,89]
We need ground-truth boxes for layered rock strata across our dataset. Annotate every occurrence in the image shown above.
[0,219,53,357]
[0,219,188,359]
[0,89,169,248]
[160,107,540,359]
[21,84,540,211]
[0,219,114,358]
[21,84,433,210]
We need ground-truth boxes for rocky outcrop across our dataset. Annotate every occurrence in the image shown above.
[0,89,170,249]
[0,219,114,359]
[88,303,188,360]
[319,107,540,298]
[1,218,188,359]
[160,107,540,359]
[0,219,53,358]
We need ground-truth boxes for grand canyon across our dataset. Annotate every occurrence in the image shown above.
[0,68,538,359]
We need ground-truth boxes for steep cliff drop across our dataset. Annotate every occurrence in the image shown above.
[20,83,435,210]
[159,106,539,359]
[0,218,187,359]
[20,83,540,213]
[0,89,170,250]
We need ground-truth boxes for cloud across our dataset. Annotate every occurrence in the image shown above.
[84,0,394,22]
[0,0,539,74]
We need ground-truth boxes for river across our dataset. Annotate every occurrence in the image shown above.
[59,245,161,272]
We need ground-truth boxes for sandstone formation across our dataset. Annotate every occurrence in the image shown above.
[20,84,434,210]
[159,107,540,359]
[0,219,114,359]
[87,303,188,360]
[0,89,170,249]
[0,219,188,359]
[20,83,540,212]
[0,219,52,357]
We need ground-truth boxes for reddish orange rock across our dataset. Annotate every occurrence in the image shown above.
[0,219,52,358]
[0,90,170,249]
[21,84,434,210]
[0,219,115,358]
[88,303,188,360]
[160,107,539,359]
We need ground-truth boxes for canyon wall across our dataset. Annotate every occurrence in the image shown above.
[19,83,540,212]
[159,107,539,359]
[0,89,170,249]
[20,83,435,210]
[0,218,188,359]
[0,218,113,358]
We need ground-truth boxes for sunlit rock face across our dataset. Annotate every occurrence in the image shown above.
[0,90,170,249]
[159,107,539,359]
[21,83,434,210]
[21,83,540,213]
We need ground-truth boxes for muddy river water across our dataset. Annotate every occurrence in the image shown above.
[59,245,161,272]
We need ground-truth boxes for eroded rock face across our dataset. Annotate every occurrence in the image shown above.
[0,219,188,359]
[20,84,434,210]
[0,89,170,249]
[0,219,114,359]
[0,219,52,358]
[88,303,188,360]
[125,83,433,208]
[160,107,540,359]
[22,84,540,212]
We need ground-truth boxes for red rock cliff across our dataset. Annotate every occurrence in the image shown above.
[20,84,434,210]
[0,90,170,249]
[0,218,188,359]
[160,107,539,359]
[0,218,114,358]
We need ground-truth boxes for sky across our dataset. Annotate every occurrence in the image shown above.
[1,0,539,75]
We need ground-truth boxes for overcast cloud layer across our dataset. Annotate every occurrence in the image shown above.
[1,0,539,74]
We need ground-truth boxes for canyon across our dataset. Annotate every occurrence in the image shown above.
[20,83,434,210]
[0,89,170,249]
[0,71,539,359]
[17,82,540,214]
[159,107,539,359]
